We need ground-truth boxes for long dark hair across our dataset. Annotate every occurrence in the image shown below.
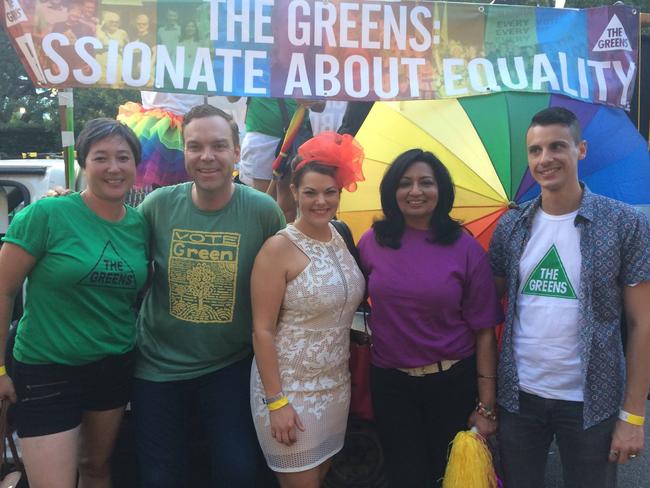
[372,149,461,249]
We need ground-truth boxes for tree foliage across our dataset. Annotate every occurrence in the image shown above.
[72,88,141,125]
[0,29,139,155]
[0,30,57,126]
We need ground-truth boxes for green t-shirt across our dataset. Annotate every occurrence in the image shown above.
[245,98,301,138]
[3,193,150,365]
[135,183,285,381]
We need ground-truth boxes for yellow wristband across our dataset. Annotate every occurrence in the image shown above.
[0,365,6,376]
[619,409,645,426]
[267,396,289,412]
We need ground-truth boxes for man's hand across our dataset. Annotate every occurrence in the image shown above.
[608,419,644,464]
[44,186,72,198]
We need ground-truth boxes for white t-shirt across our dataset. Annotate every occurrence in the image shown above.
[513,208,583,401]
[140,91,205,116]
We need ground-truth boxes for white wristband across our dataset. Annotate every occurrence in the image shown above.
[618,409,645,426]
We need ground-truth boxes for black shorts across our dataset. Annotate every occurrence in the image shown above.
[11,349,135,438]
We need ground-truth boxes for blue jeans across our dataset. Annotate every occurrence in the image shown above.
[132,356,261,488]
[498,391,617,488]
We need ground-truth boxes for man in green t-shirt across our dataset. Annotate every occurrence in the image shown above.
[132,104,285,488]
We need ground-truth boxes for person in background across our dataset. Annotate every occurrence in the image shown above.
[52,2,93,42]
[97,11,128,50]
[489,107,650,488]
[0,118,149,488]
[96,11,129,87]
[50,1,94,80]
[132,104,285,488]
[358,149,502,487]
[337,101,374,137]
[34,0,68,37]
[250,132,365,488]
[179,20,202,81]
[227,97,326,222]
[131,14,155,80]
[157,8,181,50]
[133,14,154,45]
[80,0,98,31]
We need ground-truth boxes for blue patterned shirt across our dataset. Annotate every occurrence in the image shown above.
[489,186,650,428]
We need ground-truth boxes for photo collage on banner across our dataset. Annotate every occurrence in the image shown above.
[1,0,640,109]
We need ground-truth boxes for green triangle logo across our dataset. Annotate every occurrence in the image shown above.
[522,244,577,299]
[78,241,137,289]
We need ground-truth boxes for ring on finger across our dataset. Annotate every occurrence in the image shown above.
[609,450,619,456]
[629,454,638,459]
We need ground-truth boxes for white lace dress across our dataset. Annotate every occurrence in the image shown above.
[251,223,365,472]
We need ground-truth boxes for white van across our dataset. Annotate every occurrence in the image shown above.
[0,159,83,235]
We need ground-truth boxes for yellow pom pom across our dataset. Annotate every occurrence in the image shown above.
[442,430,498,488]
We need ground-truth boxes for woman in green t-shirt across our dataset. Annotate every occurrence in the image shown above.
[0,118,150,488]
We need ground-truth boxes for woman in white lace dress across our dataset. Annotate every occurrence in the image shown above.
[250,132,365,488]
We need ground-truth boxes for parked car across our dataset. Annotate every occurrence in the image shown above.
[0,159,84,236]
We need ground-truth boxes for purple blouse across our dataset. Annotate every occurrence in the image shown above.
[358,227,502,369]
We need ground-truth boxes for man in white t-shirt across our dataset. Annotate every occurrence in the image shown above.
[489,107,650,488]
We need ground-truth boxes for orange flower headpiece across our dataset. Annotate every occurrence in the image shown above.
[294,132,365,192]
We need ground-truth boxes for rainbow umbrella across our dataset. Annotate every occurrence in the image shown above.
[339,93,650,248]
[266,105,307,196]
[271,105,307,179]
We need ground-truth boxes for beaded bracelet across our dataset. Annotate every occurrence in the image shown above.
[476,401,497,421]
[263,392,285,405]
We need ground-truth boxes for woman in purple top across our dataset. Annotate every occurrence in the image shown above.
[357,149,502,488]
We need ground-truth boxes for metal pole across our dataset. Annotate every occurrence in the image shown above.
[58,88,75,189]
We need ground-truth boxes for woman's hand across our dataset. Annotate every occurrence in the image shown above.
[270,403,305,446]
[0,375,17,403]
[468,410,497,438]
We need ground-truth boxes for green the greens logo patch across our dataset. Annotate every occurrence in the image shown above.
[522,245,577,299]
[78,241,136,289]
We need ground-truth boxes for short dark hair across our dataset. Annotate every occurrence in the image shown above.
[373,149,461,248]
[529,107,582,144]
[290,157,338,188]
[76,118,141,169]
[182,104,240,147]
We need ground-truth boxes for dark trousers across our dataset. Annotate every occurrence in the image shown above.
[132,356,261,488]
[370,357,478,488]
[498,391,617,488]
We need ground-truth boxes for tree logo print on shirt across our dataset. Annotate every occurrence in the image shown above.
[168,229,240,323]
[78,241,136,289]
[522,244,577,299]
